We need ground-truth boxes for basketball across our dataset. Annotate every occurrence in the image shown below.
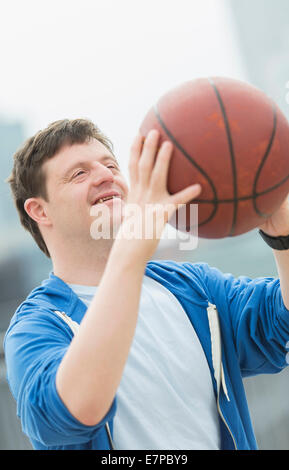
[139,77,289,238]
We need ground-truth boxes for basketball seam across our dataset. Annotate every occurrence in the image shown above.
[153,104,219,227]
[208,78,238,236]
[252,104,277,217]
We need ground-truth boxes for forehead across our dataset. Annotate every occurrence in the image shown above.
[43,138,115,178]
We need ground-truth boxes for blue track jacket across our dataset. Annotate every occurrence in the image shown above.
[4,260,289,450]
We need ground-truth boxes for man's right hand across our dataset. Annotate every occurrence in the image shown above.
[115,129,202,262]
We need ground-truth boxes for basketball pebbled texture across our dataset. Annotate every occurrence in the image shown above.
[139,77,289,238]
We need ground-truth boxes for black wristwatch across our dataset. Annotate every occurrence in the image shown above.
[259,229,289,250]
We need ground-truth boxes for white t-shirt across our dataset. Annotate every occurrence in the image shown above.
[69,275,220,450]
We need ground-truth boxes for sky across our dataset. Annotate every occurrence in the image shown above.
[0,0,247,173]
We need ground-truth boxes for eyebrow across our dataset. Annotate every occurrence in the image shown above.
[61,154,119,180]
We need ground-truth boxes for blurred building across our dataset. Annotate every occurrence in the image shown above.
[0,121,52,449]
[229,0,289,121]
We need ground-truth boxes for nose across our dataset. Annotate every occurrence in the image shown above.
[91,162,115,186]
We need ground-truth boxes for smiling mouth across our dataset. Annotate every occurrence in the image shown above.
[93,195,121,205]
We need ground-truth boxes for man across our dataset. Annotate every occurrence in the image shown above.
[4,118,289,450]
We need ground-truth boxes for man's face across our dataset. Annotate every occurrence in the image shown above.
[42,138,129,245]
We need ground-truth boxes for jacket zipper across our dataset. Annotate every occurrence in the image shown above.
[105,422,115,450]
[217,396,237,450]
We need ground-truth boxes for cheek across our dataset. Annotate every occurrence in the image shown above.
[118,177,129,198]
[50,188,87,224]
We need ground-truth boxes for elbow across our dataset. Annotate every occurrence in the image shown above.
[56,374,115,426]
[66,401,115,427]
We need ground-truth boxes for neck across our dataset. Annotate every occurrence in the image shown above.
[51,237,115,286]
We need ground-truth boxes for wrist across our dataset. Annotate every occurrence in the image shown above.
[109,235,151,266]
[111,213,163,263]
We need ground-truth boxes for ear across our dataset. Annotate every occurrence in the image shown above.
[24,197,52,228]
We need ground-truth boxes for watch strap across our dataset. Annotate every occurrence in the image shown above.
[259,229,289,250]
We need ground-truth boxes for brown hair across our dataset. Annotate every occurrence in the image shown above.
[7,118,114,258]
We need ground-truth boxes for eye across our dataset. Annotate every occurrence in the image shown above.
[72,169,86,179]
[107,163,119,170]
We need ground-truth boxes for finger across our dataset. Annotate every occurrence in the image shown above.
[128,133,144,185]
[138,129,160,187]
[170,184,202,207]
[150,140,174,188]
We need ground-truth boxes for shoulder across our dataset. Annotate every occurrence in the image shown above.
[146,259,218,283]
[145,259,221,298]
[3,298,74,364]
[5,270,85,340]
[3,275,81,357]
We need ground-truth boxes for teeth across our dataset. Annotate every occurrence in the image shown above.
[95,195,119,204]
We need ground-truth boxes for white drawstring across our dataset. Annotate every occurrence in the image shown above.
[207,303,230,402]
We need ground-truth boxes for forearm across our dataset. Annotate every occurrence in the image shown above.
[273,249,289,310]
[56,243,147,426]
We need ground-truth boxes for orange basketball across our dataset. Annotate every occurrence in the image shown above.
[139,77,289,238]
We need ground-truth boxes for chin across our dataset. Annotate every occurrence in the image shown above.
[90,203,124,241]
